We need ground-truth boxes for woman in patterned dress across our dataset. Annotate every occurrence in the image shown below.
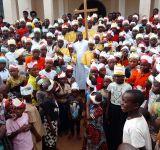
[84,92,107,150]
[38,78,60,150]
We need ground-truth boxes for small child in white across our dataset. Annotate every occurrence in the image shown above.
[121,89,152,150]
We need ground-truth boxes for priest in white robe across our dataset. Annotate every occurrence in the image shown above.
[73,32,88,90]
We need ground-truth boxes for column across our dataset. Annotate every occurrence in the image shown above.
[3,0,18,24]
[59,0,64,17]
[17,0,32,18]
[139,0,151,18]
[119,0,125,17]
[154,0,160,13]
[43,0,54,24]
[64,0,69,14]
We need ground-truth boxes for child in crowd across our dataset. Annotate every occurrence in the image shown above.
[6,98,33,150]
[0,57,10,83]
[66,65,76,85]
[83,92,107,150]
[56,72,71,135]
[125,53,139,86]
[107,64,132,150]
[106,55,117,76]
[121,90,152,150]
[148,74,160,149]
[134,55,151,98]
[21,84,44,150]
[96,63,106,91]
[81,39,95,67]
[27,61,39,106]
[39,57,57,80]
[7,64,26,96]
[68,82,83,139]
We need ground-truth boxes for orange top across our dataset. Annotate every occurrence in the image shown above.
[121,58,129,67]
[134,71,151,98]
[134,71,150,88]
[25,56,45,70]
[127,68,139,86]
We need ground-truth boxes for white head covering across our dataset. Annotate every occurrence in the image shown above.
[114,64,125,75]
[33,18,39,24]
[20,84,33,96]
[27,61,38,69]
[57,72,66,78]
[155,74,160,83]
[46,32,54,38]
[26,22,32,26]
[140,55,153,64]
[66,65,73,70]
[71,82,79,90]
[34,28,41,33]
[9,64,19,70]
[136,33,143,39]
[129,53,139,59]
[8,39,16,45]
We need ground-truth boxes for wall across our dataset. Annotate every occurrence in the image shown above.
[53,0,59,19]
[68,0,83,14]
[125,0,139,18]
[31,0,44,20]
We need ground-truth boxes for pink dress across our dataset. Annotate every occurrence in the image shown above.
[6,113,33,150]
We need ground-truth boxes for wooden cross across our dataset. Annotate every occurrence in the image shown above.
[74,0,98,39]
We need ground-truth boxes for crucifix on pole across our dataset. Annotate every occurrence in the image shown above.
[74,0,98,39]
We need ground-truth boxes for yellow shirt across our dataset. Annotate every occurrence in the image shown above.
[81,50,94,66]
[60,48,70,56]
[95,43,104,51]
[67,31,77,42]
[83,28,96,39]
[64,32,70,41]
[28,75,39,106]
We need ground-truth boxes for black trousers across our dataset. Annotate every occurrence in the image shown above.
[106,103,127,150]
[58,102,69,134]
[69,119,81,136]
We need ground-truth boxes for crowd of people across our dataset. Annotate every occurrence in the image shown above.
[0,7,160,150]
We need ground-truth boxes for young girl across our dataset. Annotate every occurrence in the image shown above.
[21,84,44,150]
[106,55,117,76]
[27,61,39,106]
[7,64,26,96]
[0,57,10,83]
[56,72,71,135]
[66,65,76,85]
[6,98,33,150]
[96,63,106,91]
[121,90,152,150]
[68,82,83,139]
[134,55,151,98]
[39,57,57,80]
[148,74,160,149]
[125,53,139,86]
[39,78,59,150]
[81,39,95,67]
[107,64,132,150]
[84,92,107,150]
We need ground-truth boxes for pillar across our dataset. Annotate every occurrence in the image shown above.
[3,0,18,24]
[17,0,32,18]
[58,0,64,18]
[139,0,151,18]
[43,0,54,24]
[119,0,125,17]
[154,0,160,13]
[64,0,69,14]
